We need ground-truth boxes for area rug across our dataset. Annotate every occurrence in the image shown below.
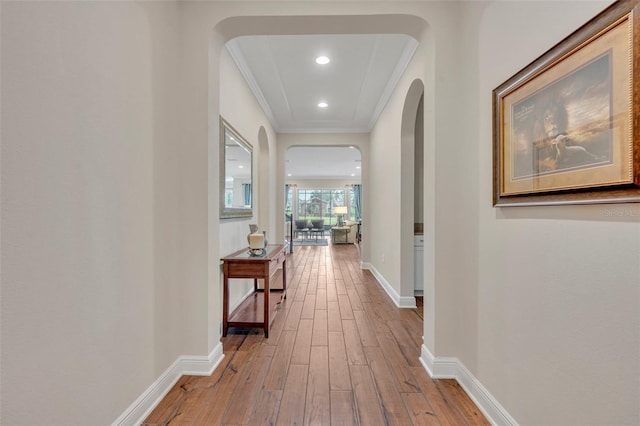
[292,238,328,246]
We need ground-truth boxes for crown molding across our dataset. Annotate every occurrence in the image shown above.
[225,39,281,132]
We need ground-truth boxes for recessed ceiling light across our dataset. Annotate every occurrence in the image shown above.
[356,166,361,169]
[315,56,330,65]
[318,102,328,108]
[287,173,292,177]
[238,165,244,169]
[351,173,355,177]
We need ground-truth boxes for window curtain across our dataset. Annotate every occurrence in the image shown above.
[284,184,291,220]
[243,183,251,206]
[352,184,362,220]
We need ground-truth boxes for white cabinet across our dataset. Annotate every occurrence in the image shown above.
[414,235,424,295]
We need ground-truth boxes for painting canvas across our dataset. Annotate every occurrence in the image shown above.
[510,53,613,181]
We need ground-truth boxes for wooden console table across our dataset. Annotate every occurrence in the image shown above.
[221,244,287,338]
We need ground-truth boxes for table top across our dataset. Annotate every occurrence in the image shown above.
[331,226,351,230]
[221,244,286,262]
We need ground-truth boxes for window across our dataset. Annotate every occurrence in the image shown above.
[297,189,346,227]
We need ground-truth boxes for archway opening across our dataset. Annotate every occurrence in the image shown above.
[211,12,431,347]
[400,79,425,310]
[285,146,362,247]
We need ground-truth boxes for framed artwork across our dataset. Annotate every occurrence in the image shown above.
[493,0,640,206]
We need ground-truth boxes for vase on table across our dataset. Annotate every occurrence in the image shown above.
[248,225,267,256]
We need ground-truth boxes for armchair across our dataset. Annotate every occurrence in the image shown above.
[309,220,325,240]
[294,220,310,239]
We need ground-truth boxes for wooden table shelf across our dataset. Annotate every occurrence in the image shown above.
[221,244,287,338]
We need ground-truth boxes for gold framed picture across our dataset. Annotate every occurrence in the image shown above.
[493,0,640,206]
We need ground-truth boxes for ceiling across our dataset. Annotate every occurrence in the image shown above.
[227,34,417,134]
[286,146,362,180]
[226,33,417,179]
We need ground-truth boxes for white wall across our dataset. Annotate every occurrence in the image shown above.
[473,1,640,424]
[219,47,278,312]
[1,2,182,424]
[367,2,462,322]
[369,110,403,290]
[430,0,482,376]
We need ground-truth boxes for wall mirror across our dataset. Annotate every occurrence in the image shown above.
[220,117,253,219]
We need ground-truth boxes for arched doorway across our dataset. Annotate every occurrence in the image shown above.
[284,145,362,248]
[400,79,425,307]
[210,12,433,350]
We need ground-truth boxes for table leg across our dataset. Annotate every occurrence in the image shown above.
[223,274,229,337]
[282,257,287,299]
[264,274,269,338]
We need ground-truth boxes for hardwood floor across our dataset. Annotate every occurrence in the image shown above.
[144,243,489,425]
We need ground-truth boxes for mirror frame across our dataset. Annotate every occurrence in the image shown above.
[220,116,253,219]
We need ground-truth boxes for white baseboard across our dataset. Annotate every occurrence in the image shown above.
[113,343,225,426]
[420,345,518,426]
[361,263,416,308]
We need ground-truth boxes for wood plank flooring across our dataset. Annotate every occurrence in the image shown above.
[144,243,489,425]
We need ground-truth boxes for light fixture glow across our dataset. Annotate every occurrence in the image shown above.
[318,102,328,108]
[315,56,330,65]
[334,205,347,226]
[287,173,292,177]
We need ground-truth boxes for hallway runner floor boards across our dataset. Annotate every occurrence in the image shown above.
[143,243,489,425]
